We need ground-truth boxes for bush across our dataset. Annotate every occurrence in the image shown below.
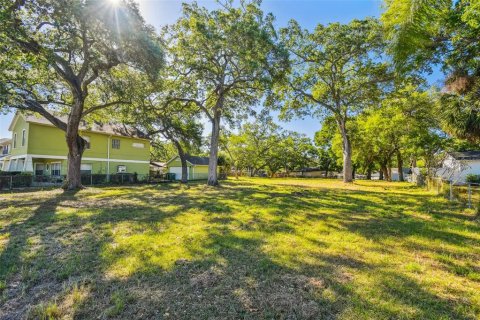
[466,174,480,184]
[0,171,22,176]
[12,173,32,188]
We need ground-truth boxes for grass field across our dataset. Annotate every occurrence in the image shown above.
[0,178,479,319]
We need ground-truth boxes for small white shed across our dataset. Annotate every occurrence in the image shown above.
[438,151,480,184]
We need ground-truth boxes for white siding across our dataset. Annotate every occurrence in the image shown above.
[439,156,480,183]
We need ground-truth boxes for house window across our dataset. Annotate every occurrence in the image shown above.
[16,159,24,171]
[13,133,17,148]
[51,163,61,176]
[132,142,145,148]
[82,136,90,149]
[35,163,45,176]
[112,139,120,149]
[117,165,127,173]
[21,129,26,147]
[81,164,92,175]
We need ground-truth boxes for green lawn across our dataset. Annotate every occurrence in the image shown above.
[0,178,479,319]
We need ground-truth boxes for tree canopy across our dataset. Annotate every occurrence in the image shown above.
[382,0,480,144]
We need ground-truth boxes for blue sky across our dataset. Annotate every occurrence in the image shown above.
[0,0,443,139]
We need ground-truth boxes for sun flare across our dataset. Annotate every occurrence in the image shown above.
[108,0,121,6]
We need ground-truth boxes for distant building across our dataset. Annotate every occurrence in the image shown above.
[150,161,166,174]
[438,151,480,183]
[166,155,210,180]
[390,168,412,181]
[0,138,12,171]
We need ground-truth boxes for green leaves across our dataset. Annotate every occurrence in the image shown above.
[274,17,389,120]
[382,0,480,142]
[224,117,317,176]
[163,1,287,121]
[0,0,163,118]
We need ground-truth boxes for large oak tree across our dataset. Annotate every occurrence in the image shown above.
[273,18,391,182]
[162,0,288,186]
[0,0,163,189]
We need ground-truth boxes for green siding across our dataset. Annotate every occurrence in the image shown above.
[108,136,150,161]
[10,116,29,156]
[168,158,184,167]
[28,122,150,161]
[193,166,209,174]
[28,123,66,156]
[33,159,67,176]
[167,156,211,180]
[107,161,149,175]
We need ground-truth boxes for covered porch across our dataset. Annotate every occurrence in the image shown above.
[1,155,33,172]
[31,157,67,186]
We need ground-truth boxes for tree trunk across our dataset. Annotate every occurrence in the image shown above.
[338,119,353,183]
[380,162,389,181]
[379,169,384,180]
[324,161,330,178]
[64,102,86,190]
[207,110,221,186]
[383,166,390,181]
[388,163,392,182]
[397,151,404,182]
[174,141,188,183]
[366,166,372,180]
[352,164,356,180]
[410,156,417,169]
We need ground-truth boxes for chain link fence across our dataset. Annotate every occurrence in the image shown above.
[427,177,480,210]
[0,173,176,191]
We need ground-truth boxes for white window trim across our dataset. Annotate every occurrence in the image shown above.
[80,163,93,174]
[51,162,62,176]
[132,142,145,148]
[112,138,121,149]
[34,163,45,175]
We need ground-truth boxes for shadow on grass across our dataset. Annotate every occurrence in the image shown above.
[0,190,81,317]
[71,211,470,319]
[0,181,478,319]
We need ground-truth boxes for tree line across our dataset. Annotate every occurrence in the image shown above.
[1,0,478,189]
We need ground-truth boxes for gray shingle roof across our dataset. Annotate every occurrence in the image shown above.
[185,155,209,165]
[449,151,480,160]
[0,138,11,145]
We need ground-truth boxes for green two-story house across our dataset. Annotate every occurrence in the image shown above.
[1,112,150,177]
